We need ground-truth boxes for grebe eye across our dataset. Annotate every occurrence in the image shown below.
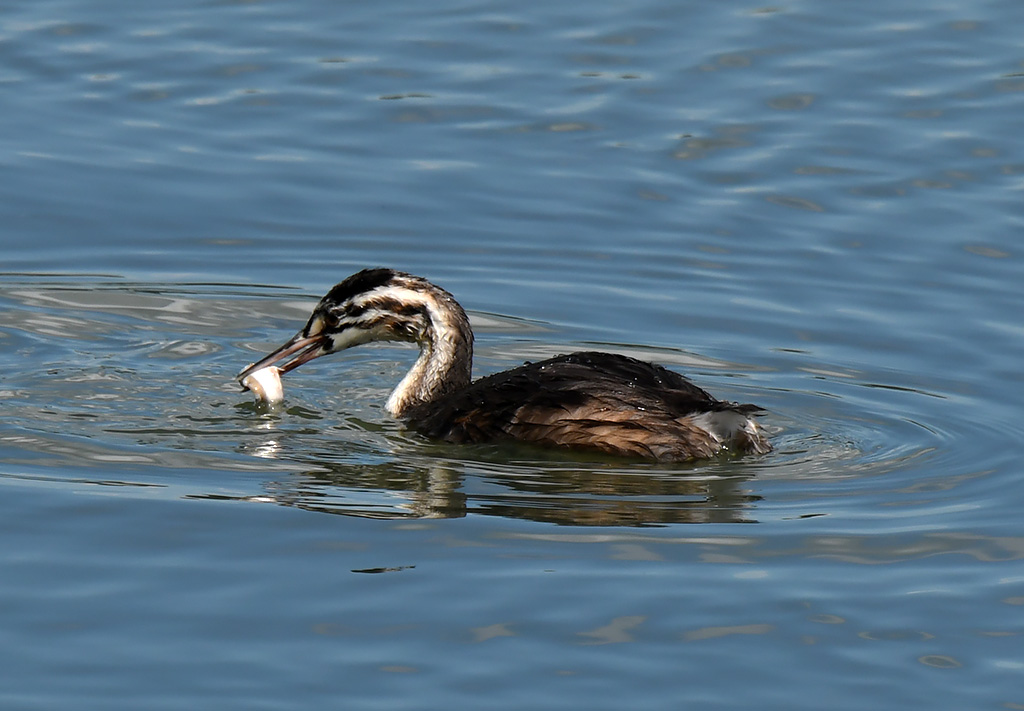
[323,312,341,329]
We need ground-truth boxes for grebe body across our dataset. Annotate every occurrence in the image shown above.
[238,269,772,461]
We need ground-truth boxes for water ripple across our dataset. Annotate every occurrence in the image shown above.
[1,279,1011,529]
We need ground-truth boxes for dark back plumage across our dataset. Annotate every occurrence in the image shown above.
[406,352,770,461]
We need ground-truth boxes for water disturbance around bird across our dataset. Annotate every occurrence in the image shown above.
[2,0,1023,707]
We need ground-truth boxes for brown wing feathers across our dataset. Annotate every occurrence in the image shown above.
[408,352,761,460]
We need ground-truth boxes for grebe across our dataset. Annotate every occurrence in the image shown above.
[237,269,772,461]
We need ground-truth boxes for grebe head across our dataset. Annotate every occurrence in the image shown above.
[237,269,473,415]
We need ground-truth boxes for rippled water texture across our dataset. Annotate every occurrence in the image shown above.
[2,0,1024,709]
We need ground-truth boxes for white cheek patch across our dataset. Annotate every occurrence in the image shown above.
[328,327,374,351]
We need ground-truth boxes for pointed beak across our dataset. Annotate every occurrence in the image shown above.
[237,331,328,384]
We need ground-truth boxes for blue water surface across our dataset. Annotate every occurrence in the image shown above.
[2,0,1023,709]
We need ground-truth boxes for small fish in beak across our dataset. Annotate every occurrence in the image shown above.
[241,365,284,405]
[236,328,329,405]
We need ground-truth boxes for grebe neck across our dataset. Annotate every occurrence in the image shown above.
[384,283,473,417]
